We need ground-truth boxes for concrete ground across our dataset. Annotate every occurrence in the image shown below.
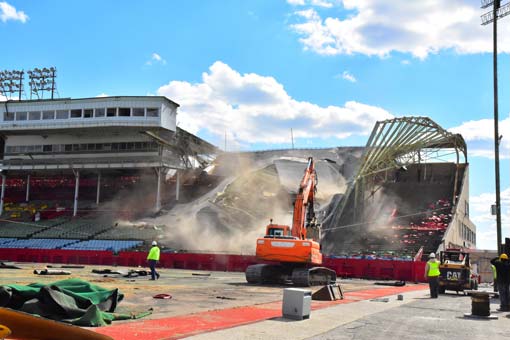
[188,289,510,340]
[0,262,399,320]
[4,263,507,339]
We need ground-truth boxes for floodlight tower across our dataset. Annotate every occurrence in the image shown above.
[0,69,24,100]
[27,67,57,99]
[481,0,510,253]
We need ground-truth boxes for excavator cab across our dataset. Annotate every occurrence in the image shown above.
[265,222,293,239]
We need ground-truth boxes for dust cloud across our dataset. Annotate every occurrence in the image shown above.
[136,150,355,254]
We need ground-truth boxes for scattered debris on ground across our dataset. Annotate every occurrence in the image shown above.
[33,269,71,275]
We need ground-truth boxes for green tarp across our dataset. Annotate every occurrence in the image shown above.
[0,278,149,326]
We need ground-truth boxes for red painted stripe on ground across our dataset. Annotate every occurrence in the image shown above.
[94,284,427,340]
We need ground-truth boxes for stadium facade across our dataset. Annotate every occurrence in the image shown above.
[0,96,217,216]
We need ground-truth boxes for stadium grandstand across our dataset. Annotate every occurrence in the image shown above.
[0,96,218,253]
[321,117,477,260]
[0,95,477,278]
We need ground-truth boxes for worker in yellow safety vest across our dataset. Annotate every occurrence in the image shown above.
[424,252,440,298]
[492,264,498,293]
[147,241,161,280]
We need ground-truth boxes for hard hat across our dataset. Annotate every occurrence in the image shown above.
[152,241,157,246]
[429,252,436,258]
[500,253,508,260]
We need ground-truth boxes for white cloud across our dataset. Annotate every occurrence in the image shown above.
[0,2,28,23]
[290,1,506,59]
[96,93,108,97]
[339,70,356,82]
[146,53,166,66]
[449,115,510,159]
[0,93,20,101]
[401,60,410,65]
[157,61,392,147]
[469,187,510,250]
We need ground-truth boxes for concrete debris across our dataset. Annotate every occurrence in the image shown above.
[0,261,21,269]
[216,296,236,300]
[374,281,406,287]
[33,269,71,275]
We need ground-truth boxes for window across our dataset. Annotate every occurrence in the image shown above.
[56,110,69,119]
[16,112,27,120]
[127,142,134,150]
[43,111,55,120]
[28,111,41,120]
[132,108,144,117]
[146,108,159,117]
[102,143,111,151]
[111,143,119,150]
[43,145,52,152]
[70,109,82,118]
[83,109,93,118]
[118,108,130,117]
[4,112,14,121]
[87,144,95,150]
[5,146,14,153]
[65,144,72,152]
[95,108,105,117]
[72,144,80,151]
[465,201,469,217]
[107,108,116,117]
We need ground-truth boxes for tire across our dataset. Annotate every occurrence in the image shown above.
[439,286,446,294]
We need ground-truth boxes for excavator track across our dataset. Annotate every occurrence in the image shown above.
[246,264,337,287]
[245,264,288,284]
[291,267,337,287]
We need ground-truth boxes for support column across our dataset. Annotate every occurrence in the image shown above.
[25,174,30,202]
[73,171,80,217]
[155,167,162,211]
[0,175,5,216]
[175,170,180,202]
[96,172,101,205]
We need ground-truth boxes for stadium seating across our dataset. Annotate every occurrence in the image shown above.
[62,240,142,252]
[0,238,17,246]
[0,238,79,249]
[32,219,113,239]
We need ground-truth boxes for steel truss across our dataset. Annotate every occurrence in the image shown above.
[332,116,467,228]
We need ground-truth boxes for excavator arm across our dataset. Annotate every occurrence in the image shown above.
[291,157,317,240]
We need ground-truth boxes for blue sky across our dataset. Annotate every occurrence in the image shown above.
[1,0,509,249]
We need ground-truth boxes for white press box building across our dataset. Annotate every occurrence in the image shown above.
[0,96,217,215]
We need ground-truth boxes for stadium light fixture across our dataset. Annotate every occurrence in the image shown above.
[0,69,24,100]
[481,0,504,253]
[28,66,57,100]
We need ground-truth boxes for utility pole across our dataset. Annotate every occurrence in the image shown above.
[481,0,508,253]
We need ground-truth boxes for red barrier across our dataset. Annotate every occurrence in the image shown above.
[0,248,427,282]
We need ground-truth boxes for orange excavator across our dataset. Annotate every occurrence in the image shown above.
[245,157,337,286]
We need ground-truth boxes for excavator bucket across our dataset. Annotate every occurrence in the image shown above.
[312,283,344,301]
